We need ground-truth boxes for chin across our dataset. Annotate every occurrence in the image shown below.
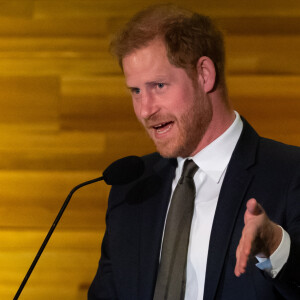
[156,136,201,158]
[155,143,176,158]
[155,142,188,158]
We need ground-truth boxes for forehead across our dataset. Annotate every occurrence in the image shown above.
[122,39,185,86]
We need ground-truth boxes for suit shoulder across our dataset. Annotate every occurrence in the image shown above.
[257,137,300,177]
[259,137,300,162]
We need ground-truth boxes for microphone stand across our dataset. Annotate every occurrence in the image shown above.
[14,176,103,300]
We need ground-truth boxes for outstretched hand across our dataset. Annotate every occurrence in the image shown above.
[235,198,282,277]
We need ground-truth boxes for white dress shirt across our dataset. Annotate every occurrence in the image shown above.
[164,112,290,300]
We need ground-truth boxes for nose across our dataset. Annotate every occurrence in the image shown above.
[138,91,159,120]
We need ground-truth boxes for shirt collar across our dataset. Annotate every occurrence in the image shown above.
[177,111,243,183]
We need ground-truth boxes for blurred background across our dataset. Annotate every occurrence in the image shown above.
[0,0,299,299]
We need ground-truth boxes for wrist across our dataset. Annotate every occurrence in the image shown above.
[257,222,282,258]
[269,223,283,255]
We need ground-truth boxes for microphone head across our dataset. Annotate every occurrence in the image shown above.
[103,156,145,185]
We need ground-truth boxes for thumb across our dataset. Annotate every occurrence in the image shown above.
[246,198,263,216]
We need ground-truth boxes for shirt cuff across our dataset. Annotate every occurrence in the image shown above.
[255,226,291,278]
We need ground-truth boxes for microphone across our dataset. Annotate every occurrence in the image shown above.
[103,155,144,185]
[14,156,144,300]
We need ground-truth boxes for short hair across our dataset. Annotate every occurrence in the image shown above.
[110,4,225,83]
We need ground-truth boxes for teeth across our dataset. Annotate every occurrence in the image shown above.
[154,122,171,129]
[156,123,172,134]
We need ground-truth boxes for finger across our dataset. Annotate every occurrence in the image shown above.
[235,225,257,276]
[235,243,242,277]
[236,239,251,276]
[246,198,263,216]
[240,232,252,267]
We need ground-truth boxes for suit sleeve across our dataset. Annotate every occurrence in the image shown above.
[88,193,118,300]
[271,170,300,298]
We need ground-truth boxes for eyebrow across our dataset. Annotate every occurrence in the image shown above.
[146,80,164,85]
[127,85,139,89]
[126,76,168,90]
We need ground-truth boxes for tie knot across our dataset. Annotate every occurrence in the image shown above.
[181,159,198,179]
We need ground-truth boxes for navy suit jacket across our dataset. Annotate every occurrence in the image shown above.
[88,120,300,299]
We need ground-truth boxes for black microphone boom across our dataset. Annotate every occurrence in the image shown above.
[14,156,144,300]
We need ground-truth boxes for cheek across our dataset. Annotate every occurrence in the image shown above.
[173,94,195,116]
[132,100,141,119]
[132,101,147,125]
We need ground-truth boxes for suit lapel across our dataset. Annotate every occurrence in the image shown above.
[138,157,177,300]
[204,119,259,300]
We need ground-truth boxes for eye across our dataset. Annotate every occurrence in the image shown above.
[157,83,165,89]
[131,88,141,95]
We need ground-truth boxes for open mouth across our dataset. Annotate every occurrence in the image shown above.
[153,121,174,134]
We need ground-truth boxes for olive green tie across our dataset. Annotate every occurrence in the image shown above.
[153,159,199,300]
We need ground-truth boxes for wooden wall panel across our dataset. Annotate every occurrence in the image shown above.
[0,0,299,299]
[1,230,103,300]
[226,36,300,75]
[0,171,109,228]
[0,76,59,124]
[0,1,34,18]
[0,19,107,36]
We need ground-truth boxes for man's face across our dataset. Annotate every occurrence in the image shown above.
[123,39,212,158]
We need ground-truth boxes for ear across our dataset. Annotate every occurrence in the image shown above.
[196,56,216,93]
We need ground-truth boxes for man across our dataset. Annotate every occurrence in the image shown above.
[88,4,300,299]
